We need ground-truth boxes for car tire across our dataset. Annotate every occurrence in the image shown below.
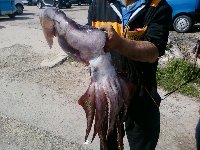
[66,3,71,8]
[8,14,16,18]
[28,1,32,5]
[16,4,24,15]
[173,15,192,33]
[37,1,43,9]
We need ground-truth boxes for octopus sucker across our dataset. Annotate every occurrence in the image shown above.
[40,8,136,149]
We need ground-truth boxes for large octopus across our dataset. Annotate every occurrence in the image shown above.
[40,8,136,150]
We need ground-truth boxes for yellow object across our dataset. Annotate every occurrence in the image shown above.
[150,0,161,7]
[92,21,123,35]
[123,25,148,40]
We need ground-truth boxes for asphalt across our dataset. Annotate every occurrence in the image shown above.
[0,5,199,150]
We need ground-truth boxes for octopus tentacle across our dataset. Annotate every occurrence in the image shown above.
[104,78,126,135]
[94,84,108,148]
[92,83,108,142]
[78,82,95,141]
[103,81,118,134]
[116,116,124,150]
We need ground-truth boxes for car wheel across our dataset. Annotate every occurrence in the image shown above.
[8,14,16,18]
[28,1,32,5]
[16,4,23,15]
[37,1,43,9]
[173,15,192,33]
[66,3,71,8]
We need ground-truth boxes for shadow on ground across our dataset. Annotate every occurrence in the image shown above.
[0,16,33,22]
[189,24,200,33]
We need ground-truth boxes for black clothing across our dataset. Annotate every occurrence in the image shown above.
[196,118,200,150]
[88,0,172,149]
[100,86,161,150]
[88,0,172,86]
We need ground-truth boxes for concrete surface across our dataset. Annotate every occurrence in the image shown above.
[0,5,199,150]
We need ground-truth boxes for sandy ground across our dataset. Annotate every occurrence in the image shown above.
[0,5,199,150]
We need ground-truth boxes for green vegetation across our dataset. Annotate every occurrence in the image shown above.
[66,56,75,62]
[157,59,200,98]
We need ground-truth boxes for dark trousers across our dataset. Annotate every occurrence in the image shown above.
[100,87,161,150]
[196,118,200,150]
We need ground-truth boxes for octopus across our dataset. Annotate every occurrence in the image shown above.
[39,8,136,150]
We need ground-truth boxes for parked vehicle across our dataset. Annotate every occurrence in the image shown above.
[15,0,24,14]
[25,0,37,5]
[69,0,91,5]
[0,0,17,18]
[22,0,28,5]
[37,0,71,9]
[167,0,200,32]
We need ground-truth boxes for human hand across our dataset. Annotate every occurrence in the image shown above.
[192,40,200,59]
[99,25,123,51]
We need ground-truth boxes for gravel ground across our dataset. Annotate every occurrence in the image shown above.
[0,5,199,150]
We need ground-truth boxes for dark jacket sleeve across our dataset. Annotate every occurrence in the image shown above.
[144,0,172,56]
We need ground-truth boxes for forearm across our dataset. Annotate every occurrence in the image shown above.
[100,25,160,62]
[112,37,159,63]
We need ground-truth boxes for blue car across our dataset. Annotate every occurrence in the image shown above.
[0,0,17,18]
[167,0,200,32]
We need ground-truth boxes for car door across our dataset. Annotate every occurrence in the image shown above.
[166,0,196,18]
[0,0,16,15]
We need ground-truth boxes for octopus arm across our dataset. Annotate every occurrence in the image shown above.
[78,82,95,141]
[91,83,108,144]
